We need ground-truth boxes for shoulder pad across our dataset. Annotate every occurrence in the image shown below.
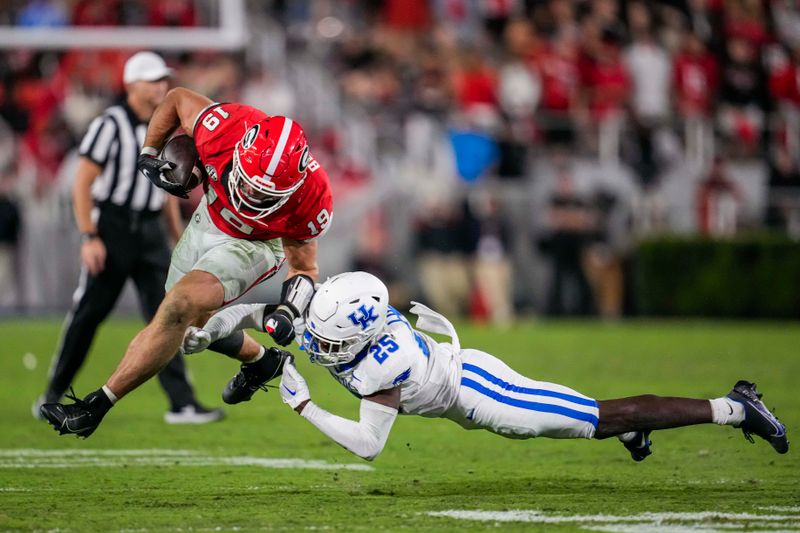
[349,332,414,396]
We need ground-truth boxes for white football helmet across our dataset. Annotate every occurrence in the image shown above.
[303,272,389,367]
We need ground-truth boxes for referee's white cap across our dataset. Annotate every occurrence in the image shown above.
[123,51,173,84]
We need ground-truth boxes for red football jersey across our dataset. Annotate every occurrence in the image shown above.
[192,103,333,241]
[770,63,800,107]
[674,53,718,115]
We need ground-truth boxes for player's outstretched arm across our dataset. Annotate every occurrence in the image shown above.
[280,362,400,461]
[138,88,213,198]
[143,87,213,151]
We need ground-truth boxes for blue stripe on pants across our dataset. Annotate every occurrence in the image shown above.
[460,377,599,427]
[462,363,597,408]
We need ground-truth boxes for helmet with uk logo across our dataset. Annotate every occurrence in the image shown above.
[303,272,390,367]
[228,115,311,220]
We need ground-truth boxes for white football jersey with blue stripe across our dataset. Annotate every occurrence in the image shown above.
[327,306,462,417]
[320,302,598,439]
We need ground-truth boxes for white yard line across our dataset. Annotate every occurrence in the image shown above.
[0,449,373,472]
[117,527,334,533]
[0,449,196,457]
[427,510,800,524]
[426,509,800,532]
[585,525,800,533]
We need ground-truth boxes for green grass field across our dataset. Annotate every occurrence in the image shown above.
[1,318,798,532]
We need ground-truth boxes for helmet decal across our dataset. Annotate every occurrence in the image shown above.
[347,305,380,330]
[241,124,260,150]
[298,145,310,173]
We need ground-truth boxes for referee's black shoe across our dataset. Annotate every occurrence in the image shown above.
[222,347,291,404]
[726,380,788,454]
[39,389,113,438]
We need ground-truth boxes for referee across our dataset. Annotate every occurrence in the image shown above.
[34,52,223,424]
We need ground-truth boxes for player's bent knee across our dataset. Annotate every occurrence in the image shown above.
[159,290,210,328]
[160,271,225,327]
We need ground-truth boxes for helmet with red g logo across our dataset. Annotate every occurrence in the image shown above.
[228,116,311,220]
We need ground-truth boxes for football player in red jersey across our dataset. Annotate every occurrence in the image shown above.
[40,88,333,437]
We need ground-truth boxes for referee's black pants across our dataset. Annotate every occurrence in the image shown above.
[44,206,196,410]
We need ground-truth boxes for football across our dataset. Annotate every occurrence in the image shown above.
[160,134,204,192]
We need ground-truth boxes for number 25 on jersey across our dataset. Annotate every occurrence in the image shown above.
[370,335,399,364]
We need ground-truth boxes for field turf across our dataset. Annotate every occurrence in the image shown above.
[0,318,798,532]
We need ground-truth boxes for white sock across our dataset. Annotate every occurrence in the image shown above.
[709,397,745,426]
[244,345,266,364]
[617,432,637,443]
[101,385,118,405]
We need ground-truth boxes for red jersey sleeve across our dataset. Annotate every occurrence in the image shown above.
[192,103,269,163]
[284,161,334,242]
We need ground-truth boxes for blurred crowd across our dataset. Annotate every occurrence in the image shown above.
[278,0,800,320]
[282,0,800,168]
[1,0,800,320]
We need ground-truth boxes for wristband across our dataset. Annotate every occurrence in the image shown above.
[81,232,99,242]
[140,146,159,157]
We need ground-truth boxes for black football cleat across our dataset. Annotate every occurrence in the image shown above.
[222,348,291,404]
[39,389,112,438]
[623,431,653,462]
[726,380,788,454]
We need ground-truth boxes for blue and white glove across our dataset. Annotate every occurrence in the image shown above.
[280,360,311,410]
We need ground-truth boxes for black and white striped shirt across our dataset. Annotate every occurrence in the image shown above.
[78,101,165,213]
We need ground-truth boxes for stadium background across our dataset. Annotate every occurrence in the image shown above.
[1,0,799,320]
[0,2,799,531]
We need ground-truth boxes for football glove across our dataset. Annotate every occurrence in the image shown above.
[182,326,212,355]
[264,308,295,346]
[137,153,189,199]
[279,359,310,410]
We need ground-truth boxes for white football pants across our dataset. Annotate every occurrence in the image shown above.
[443,349,599,439]
[166,198,285,304]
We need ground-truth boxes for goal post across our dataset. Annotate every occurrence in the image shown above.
[0,0,247,50]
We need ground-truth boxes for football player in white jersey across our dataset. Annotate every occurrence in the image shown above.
[183,272,788,461]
